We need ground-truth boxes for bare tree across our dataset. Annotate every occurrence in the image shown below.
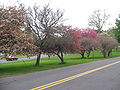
[80,37,100,59]
[40,25,73,64]
[52,25,73,64]
[88,10,110,33]
[26,4,64,66]
[97,35,118,58]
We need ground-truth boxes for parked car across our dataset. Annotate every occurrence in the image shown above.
[6,56,18,61]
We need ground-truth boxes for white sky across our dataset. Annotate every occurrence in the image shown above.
[1,0,120,30]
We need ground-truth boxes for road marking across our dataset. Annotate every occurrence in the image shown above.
[30,61,120,90]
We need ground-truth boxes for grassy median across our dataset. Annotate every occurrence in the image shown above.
[0,50,120,78]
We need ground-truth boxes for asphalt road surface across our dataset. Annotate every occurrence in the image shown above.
[0,57,120,90]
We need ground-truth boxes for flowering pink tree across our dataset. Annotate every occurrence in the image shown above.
[69,28,83,53]
[80,28,97,38]
[70,28,99,58]
[0,5,37,57]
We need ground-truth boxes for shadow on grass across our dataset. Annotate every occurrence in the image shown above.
[66,56,104,60]
[65,57,81,60]
[87,57,104,59]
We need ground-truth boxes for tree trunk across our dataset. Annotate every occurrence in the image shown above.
[103,51,106,58]
[57,53,64,64]
[61,51,63,59]
[48,54,50,59]
[35,52,41,66]
[115,47,118,52]
[86,50,91,59]
[108,49,112,56]
[102,50,106,58]
[81,50,85,59]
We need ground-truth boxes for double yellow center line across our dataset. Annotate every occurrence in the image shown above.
[31,61,120,90]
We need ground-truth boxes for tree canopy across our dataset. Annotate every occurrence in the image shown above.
[0,5,36,57]
[88,10,110,33]
[113,19,120,43]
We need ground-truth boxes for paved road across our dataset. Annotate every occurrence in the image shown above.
[0,54,48,63]
[0,57,120,90]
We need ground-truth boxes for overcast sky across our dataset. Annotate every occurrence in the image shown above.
[1,0,120,30]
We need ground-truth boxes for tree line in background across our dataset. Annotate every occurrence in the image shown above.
[0,4,119,66]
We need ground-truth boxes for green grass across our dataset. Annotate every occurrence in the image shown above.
[0,50,120,78]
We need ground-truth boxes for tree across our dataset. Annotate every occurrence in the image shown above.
[88,10,110,33]
[69,28,98,58]
[38,25,73,64]
[80,37,100,59]
[69,28,83,54]
[80,28,99,58]
[50,25,73,64]
[0,5,36,57]
[97,35,118,58]
[113,19,120,43]
[26,4,65,66]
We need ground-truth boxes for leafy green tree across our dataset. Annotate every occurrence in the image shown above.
[113,19,120,43]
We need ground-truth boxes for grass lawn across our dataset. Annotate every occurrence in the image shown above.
[0,50,120,78]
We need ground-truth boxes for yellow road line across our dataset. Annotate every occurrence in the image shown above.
[31,61,120,90]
